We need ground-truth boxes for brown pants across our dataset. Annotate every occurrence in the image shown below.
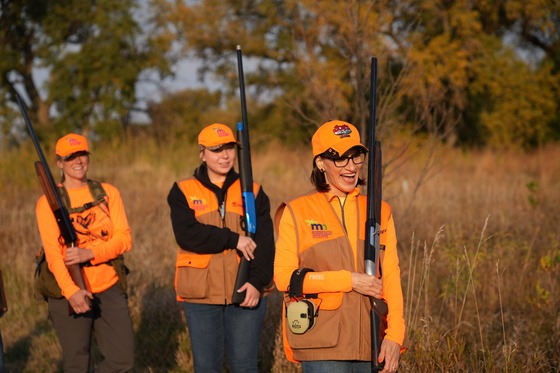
[48,284,134,372]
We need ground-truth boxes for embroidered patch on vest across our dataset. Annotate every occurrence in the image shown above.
[189,196,209,211]
[305,219,333,239]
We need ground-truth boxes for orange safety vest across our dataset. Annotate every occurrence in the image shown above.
[276,190,397,362]
[174,177,260,304]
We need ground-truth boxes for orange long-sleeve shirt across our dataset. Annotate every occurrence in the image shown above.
[35,182,132,299]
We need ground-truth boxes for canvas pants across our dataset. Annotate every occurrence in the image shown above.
[48,284,134,373]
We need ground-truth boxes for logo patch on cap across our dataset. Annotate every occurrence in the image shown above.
[215,128,230,137]
[333,124,352,138]
[67,137,84,146]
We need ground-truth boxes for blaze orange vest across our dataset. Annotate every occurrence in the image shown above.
[278,191,391,362]
[174,177,260,304]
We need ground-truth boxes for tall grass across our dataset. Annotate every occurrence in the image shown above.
[0,136,559,372]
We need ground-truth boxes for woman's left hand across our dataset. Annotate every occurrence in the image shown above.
[237,282,260,308]
[351,272,383,298]
[378,338,401,372]
[65,247,94,265]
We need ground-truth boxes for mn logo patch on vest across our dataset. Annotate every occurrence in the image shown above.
[305,219,333,239]
[189,196,208,211]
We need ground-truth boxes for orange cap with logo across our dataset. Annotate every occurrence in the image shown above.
[56,133,89,159]
[312,120,368,157]
[198,123,237,150]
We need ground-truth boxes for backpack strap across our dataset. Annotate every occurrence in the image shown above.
[58,179,108,214]
[54,180,129,292]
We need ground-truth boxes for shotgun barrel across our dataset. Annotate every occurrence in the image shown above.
[364,57,388,372]
[231,45,257,304]
[15,92,89,310]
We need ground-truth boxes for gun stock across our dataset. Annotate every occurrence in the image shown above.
[15,92,89,311]
[0,270,7,317]
[232,45,257,304]
[365,57,388,372]
[34,162,87,292]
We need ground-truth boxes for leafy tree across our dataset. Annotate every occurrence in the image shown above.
[152,0,408,142]
[153,0,559,149]
[469,42,557,148]
[474,0,560,147]
[148,88,224,145]
[0,0,171,144]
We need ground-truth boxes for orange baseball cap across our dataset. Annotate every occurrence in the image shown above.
[55,133,89,159]
[198,123,237,150]
[312,120,368,157]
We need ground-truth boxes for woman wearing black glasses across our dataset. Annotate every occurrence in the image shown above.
[167,123,274,373]
[274,120,405,373]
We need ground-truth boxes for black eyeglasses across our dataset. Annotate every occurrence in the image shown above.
[206,143,236,153]
[323,153,365,168]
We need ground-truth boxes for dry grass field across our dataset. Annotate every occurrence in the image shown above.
[0,135,559,372]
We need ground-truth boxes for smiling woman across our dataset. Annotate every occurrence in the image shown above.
[167,123,275,372]
[34,133,135,372]
[274,120,405,373]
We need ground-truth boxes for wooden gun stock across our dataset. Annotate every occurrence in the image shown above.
[35,162,88,293]
[0,270,7,317]
[15,92,89,312]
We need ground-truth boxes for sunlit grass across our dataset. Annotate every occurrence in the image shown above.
[1,136,559,371]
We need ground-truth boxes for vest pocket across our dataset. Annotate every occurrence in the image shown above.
[176,267,208,299]
[317,292,343,310]
[176,252,211,299]
[287,308,341,349]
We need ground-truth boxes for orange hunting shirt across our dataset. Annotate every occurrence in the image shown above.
[274,188,405,362]
[36,183,132,299]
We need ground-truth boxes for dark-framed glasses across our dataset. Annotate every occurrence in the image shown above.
[325,153,365,168]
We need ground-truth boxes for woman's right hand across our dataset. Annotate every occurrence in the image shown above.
[351,272,383,298]
[68,289,93,314]
[236,236,256,261]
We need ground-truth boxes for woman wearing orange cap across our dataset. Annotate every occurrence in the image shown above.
[35,133,134,372]
[274,120,405,373]
[167,123,275,372]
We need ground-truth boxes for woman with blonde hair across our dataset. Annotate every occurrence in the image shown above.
[35,133,134,372]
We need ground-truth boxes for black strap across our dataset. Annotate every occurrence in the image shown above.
[288,268,315,299]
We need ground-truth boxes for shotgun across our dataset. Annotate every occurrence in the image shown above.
[231,45,257,304]
[15,92,89,311]
[364,57,389,371]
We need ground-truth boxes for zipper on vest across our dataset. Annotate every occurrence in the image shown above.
[338,196,348,233]
[219,191,228,226]
[220,201,225,221]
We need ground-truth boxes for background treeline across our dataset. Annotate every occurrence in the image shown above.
[1,0,559,151]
